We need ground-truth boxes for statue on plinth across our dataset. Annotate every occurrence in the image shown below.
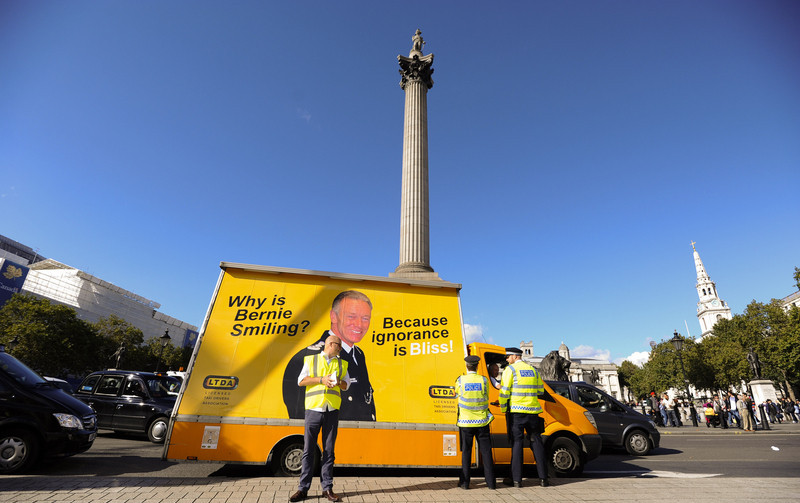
[747,347,762,379]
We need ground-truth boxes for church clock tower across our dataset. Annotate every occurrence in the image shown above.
[692,242,732,337]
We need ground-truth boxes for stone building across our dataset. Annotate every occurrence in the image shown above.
[0,234,198,347]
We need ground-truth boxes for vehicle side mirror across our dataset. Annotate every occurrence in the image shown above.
[540,391,556,403]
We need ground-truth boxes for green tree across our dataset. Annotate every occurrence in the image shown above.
[775,306,800,397]
[0,294,101,376]
[630,341,678,396]
[693,324,746,391]
[700,298,800,398]
[616,360,640,398]
[93,315,147,370]
[627,336,705,400]
[142,336,187,372]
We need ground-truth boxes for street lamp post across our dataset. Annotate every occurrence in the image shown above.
[671,330,698,427]
[155,330,171,373]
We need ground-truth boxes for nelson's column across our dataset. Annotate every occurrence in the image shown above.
[390,29,440,281]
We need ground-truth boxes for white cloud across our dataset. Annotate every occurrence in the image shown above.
[464,323,488,344]
[615,351,650,367]
[297,108,311,122]
[570,344,611,362]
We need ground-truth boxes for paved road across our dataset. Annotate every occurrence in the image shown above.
[3,422,800,502]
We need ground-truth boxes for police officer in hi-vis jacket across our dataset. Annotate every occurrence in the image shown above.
[499,347,549,488]
[455,355,496,490]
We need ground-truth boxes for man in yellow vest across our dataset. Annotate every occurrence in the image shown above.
[455,355,496,490]
[499,347,549,488]
[290,335,350,503]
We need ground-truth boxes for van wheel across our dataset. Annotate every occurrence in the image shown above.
[547,437,583,477]
[624,430,651,456]
[0,429,40,474]
[272,440,317,477]
[147,417,168,443]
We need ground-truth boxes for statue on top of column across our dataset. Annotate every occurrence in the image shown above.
[412,29,425,53]
[398,30,434,90]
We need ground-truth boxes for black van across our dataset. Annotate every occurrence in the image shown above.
[0,349,97,474]
[546,380,660,455]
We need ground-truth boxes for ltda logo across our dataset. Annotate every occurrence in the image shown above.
[428,385,455,398]
[203,375,239,390]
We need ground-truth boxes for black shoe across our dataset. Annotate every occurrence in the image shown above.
[487,485,496,490]
[540,479,550,487]
[502,478,522,488]
[289,490,307,502]
[459,482,469,490]
[322,489,341,502]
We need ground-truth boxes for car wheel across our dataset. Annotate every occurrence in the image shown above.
[0,428,40,474]
[271,439,317,477]
[547,437,583,477]
[624,430,651,456]
[147,416,169,443]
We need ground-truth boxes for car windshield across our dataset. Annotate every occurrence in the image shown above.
[0,352,49,387]
[145,376,181,398]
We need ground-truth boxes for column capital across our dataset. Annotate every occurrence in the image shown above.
[398,53,434,90]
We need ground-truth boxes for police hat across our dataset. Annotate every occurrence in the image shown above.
[464,355,480,364]
[505,347,523,356]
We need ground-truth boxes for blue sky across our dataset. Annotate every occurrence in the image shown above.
[2,1,798,366]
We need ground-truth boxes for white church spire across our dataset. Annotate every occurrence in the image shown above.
[692,241,732,337]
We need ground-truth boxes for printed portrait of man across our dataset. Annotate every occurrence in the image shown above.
[282,290,376,421]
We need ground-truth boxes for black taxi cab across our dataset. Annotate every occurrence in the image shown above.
[74,370,179,443]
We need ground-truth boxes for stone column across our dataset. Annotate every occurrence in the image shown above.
[391,30,439,280]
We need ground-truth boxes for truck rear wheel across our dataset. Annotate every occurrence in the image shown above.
[272,439,318,477]
[547,437,583,477]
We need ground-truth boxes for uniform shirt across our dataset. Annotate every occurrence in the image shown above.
[455,371,492,427]
[298,351,351,412]
[499,360,544,414]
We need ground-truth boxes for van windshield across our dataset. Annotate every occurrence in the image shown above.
[0,352,48,387]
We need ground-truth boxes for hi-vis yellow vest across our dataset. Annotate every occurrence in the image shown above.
[499,361,544,414]
[456,373,492,427]
[304,353,349,411]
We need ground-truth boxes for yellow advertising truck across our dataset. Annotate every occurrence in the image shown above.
[164,263,601,476]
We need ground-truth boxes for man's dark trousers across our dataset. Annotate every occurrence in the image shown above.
[510,412,547,482]
[460,424,495,487]
[299,410,338,492]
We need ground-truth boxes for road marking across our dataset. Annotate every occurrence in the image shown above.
[585,470,721,478]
